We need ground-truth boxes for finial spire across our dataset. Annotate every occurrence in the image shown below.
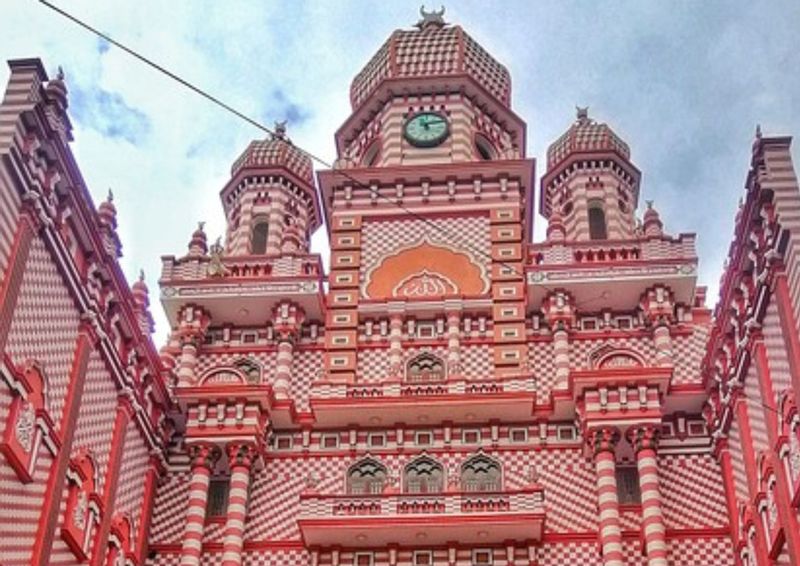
[138,269,145,282]
[646,200,654,209]
[416,5,446,29]
[576,106,590,123]
[107,188,114,202]
[56,66,65,81]
[272,120,288,140]
[755,124,762,139]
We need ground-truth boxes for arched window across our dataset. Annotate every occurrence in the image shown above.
[474,135,495,161]
[362,141,380,167]
[461,454,501,492]
[406,352,446,383]
[588,200,607,240]
[251,219,269,254]
[235,358,262,384]
[347,458,387,495]
[404,456,444,494]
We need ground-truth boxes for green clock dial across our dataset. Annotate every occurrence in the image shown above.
[404,112,449,148]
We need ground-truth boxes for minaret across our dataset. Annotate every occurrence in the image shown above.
[222,122,320,256]
[541,107,641,241]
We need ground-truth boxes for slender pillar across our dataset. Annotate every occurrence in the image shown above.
[265,192,286,255]
[652,323,673,366]
[589,427,623,566]
[388,313,403,378]
[630,425,667,566]
[553,326,570,382]
[180,444,220,566]
[221,443,257,566]
[446,309,462,377]
[273,336,294,398]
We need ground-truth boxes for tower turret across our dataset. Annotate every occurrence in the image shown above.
[222,122,321,256]
[541,108,641,241]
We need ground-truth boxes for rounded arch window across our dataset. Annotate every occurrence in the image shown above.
[347,458,387,495]
[461,454,502,492]
[251,218,269,254]
[404,456,444,493]
[474,134,496,161]
[587,199,608,240]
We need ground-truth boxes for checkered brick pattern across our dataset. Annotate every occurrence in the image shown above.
[659,453,729,530]
[547,116,631,168]
[350,26,510,108]
[764,301,793,403]
[231,138,313,185]
[360,216,490,296]
[291,349,323,411]
[149,469,191,543]
[114,420,151,531]
[529,341,558,399]
[666,536,734,565]
[460,344,492,379]
[743,362,770,454]
[145,553,180,566]
[619,508,641,532]
[5,235,80,431]
[671,325,709,386]
[538,541,602,565]
[531,448,599,532]
[203,521,226,543]
[727,416,750,502]
[356,347,390,382]
[243,549,310,565]
[70,349,119,495]
[0,168,21,278]
[621,539,647,566]
[569,335,656,370]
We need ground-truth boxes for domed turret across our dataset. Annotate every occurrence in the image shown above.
[643,200,664,237]
[541,108,641,241]
[221,123,321,256]
[349,7,511,110]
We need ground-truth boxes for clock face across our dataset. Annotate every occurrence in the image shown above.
[404,112,449,147]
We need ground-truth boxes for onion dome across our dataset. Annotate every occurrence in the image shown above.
[643,200,664,237]
[546,107,630,169]
[230,122,313,186]
[188,221,208,256]
[98,189,117,228]
[349,7,511,109]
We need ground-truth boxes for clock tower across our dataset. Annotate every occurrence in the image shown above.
[318,7,536,383]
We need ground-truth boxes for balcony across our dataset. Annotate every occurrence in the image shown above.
[298,488,545,547]
[309,374,537,427]
[527,235,698,311]
[159,253,325,325]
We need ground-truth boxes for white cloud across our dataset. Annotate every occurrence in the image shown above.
[1,0,799,342]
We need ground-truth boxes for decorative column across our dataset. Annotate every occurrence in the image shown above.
[388,311,404,379]
[588,426,624,566]
[446,306,462,377]
[640,286,674,366]
[542,291,575,384]
[272,302,304,398]
[629,425,667,566]
[176,306,210,386]
[180,444,220,566]
[265,192,287,255]
[221,443,258,566]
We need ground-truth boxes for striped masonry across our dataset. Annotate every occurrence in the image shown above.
[179,446,218,566]
[636,445,667,565]
[273,339,294,399]
[590,428,624,566]
[221,444,256,566]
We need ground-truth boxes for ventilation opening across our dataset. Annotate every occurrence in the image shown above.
[616,466,641,504]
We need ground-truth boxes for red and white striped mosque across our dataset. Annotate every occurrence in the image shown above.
[1,8,800,566]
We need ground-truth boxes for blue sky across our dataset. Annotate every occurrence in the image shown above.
[1,1,799,341]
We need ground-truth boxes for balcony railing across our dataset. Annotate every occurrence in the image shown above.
[160,253,324,282]
[311,374,536,400]
[528,234,696,267]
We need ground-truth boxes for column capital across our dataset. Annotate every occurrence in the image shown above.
[187,443,221,471]
[226,442,259,468]
[627,423,661,453]
[586,426,620,456]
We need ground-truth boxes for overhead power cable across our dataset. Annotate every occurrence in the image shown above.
[38,0,610,307]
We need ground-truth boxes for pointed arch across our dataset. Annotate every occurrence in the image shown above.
[347,457,388,495]
[588,344,645,370]
[406,351,446,383]
[461,452,502,492]
[404,455,444,494]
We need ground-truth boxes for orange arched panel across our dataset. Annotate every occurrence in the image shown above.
[365,243,487,299]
